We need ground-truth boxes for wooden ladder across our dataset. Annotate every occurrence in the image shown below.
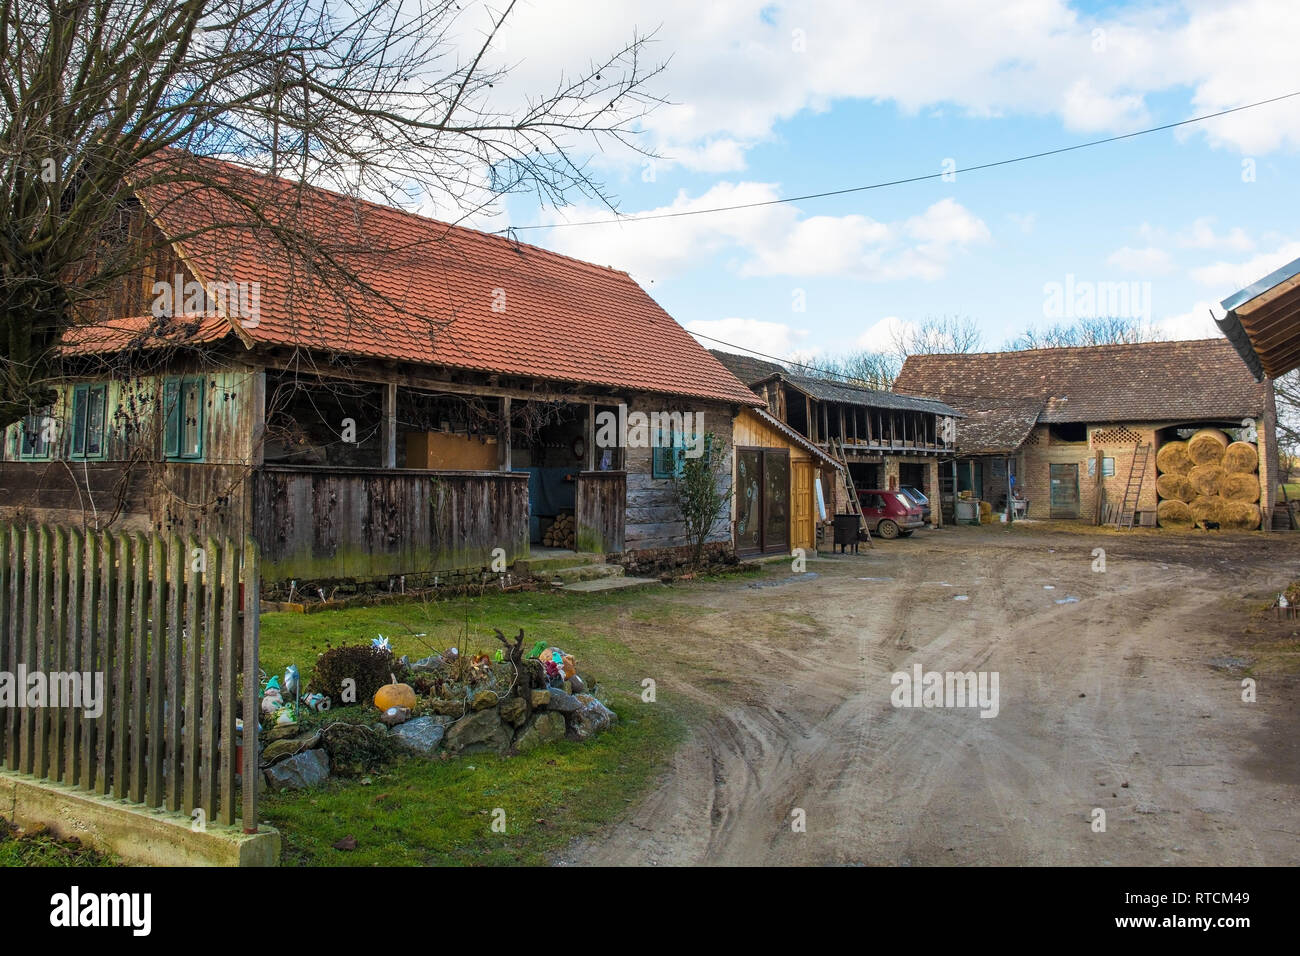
[831,438,872,547]
[1115,443,1151,529]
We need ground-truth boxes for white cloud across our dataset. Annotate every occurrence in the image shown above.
[468,0,1300,181]
[1107,245,1176,275]
[1156,299,1223,340]
[686,318,811,358]
[855,316,914,352]
[1007,212,1038,234]
[1175,217,1254,251]
[1190,241,1300,290]
[543,187,989,282]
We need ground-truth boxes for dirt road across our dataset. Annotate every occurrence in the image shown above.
[558,525,1300,866]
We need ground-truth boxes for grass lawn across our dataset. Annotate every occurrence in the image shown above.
[258,582,710,866]
[0,821,117,866]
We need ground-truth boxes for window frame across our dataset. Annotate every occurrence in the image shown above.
[69,383,108,460]
[18,407,55,460]
[163,375,205,461]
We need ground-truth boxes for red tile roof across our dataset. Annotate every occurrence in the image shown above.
[894,339,1267,423]
[116,153,760,406]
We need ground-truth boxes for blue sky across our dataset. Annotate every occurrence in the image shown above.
[467,0,1300,364]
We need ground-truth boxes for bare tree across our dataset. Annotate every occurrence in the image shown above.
[891,315,984,357]
[1275,370,1300,484]
[810,315,983,391]
[1003,316,1164,351]
[0,0,666,427]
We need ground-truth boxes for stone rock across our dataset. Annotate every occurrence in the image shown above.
[429,697,468,717]
[264,748,330,790]
[378,706,411,727]
[499,697,527,726]
[569,674,587,695]
[568,695,617,741]
[260,730,321,768]
[530,689,551,709]
[411,654,444,673]
[445,710,513,755]
[515,711,567,753]
[470,690,499,711]
[544,689,581,714]
[265,724,303,743]
[389,716,446,756]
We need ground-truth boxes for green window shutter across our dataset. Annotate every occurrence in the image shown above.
[163,378,180,458]
[183,377,204,458]
[86,384,106,457]
[71,385,88,457]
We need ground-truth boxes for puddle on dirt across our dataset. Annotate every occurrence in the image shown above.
[954,595,969,601]
[857,576,893,582]
[1055,596,1080,604]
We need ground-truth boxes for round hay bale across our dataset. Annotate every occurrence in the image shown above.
[1155,473,1195,502]
[1156,499,1194,528]
[1186,428,1229,465]
[1189,495,1228,527]
[1155,440,1192,475]
[1222,501,1261,530]
[1220,471,1261,503]
[1221,441,1258,474]
[1188,463,1225,497]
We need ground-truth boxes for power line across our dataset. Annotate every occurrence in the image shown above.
[508,90,1300,232]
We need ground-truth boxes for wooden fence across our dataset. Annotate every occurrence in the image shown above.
[0,525,260,832]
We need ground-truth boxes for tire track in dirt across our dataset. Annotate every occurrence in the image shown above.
[557,531,1300,866]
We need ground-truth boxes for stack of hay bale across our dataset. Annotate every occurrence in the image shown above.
[1155,428,1260,530]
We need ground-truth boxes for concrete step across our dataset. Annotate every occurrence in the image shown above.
[557,575,661,593]
[514,551,604,576]
[549,563,624,584]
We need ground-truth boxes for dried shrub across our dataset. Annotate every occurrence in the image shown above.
[309,643,396,705]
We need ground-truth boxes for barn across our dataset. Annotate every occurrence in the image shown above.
[894,339,1277,529]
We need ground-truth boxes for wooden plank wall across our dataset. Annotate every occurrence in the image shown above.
[253,466,529,583]
[575,471,626,553]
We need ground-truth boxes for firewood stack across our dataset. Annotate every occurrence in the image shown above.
[543,513,577,549]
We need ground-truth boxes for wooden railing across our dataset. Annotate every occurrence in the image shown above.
[0,525,260,831]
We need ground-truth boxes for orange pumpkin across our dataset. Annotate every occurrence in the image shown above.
[374,676,416,711]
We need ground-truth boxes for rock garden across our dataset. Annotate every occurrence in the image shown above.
[258,629,617,790]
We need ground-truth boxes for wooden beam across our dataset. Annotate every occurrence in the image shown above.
[499,396,512,472]
[381,382,397,468]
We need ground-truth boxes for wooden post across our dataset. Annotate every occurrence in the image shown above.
[202,538,221,821]
[499,396,512,472]
[219,542,238,826]
[381,382,397,468]
[166,534,184,811]
[184,535,201,812]
[586,401,596,471]
[1093,449,1104,525]
[148,534,165,807]
[242,538,260,833]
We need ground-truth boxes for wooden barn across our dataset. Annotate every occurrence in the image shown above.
[711,351,960,525]
[894,339,1277,529]
[0,153,762,585]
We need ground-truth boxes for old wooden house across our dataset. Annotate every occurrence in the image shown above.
[894,339,1277,527]
[710,351,960,525]
[0,153,763,585]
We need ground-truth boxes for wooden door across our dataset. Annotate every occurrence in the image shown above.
[791,460,814,551]
[1049,463,1079,518]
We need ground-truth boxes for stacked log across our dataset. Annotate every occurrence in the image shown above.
[1157,431,1260,529]
[542,513,577,548]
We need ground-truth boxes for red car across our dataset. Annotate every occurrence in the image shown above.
[856,489,925,539]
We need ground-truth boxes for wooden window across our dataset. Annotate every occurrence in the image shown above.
[70,384,107,459]
[652,426,710,479]
[163,376,205,460]
[18,407,54,459]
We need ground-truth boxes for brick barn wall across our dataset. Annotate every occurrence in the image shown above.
[1018,423,1163,520]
